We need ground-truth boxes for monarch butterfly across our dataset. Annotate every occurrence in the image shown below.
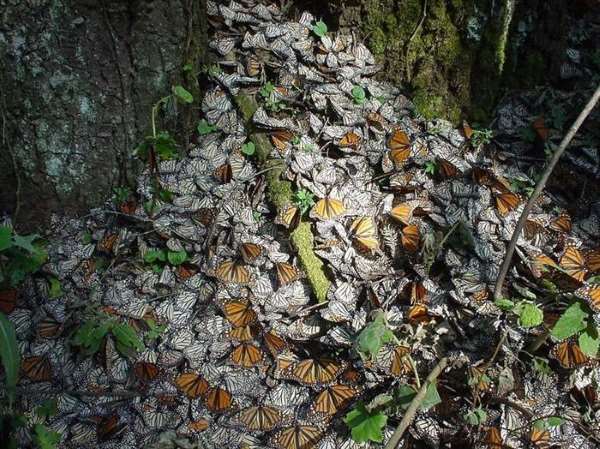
[176,264,198,280]
[576,284,600,312]
[285,358,345,386]
[36,317,63,339]
[175,372,209,398]
[472,288,489,302]
[271,425,323,449]
[550,213,571,233]
[238,405,283,431]
[276,204,300,229]
[246,55,262,77]
[97,414,127,442]
[205,386,233,412]
[532,116,549,141]
[524,219,547,242]
[530,253,558,278]
[390,345,412,376]
[22,356,52,382]
[339,131,361,150]
[230,343,264,368]
[387,129,411,165]
[271,130,294,151]
[438,159,460,178]
[119,200,136,215]
[275,262,302,286]
[529,427,551,448]
[194,207,217,227]
[339,367,362,385]
[551,339,588,369]
[483,427,503,448]
[134,361,160,382]
[401,225,420,253]
[311,197,346,221]
[264,330,288,356]
[240,242,262,264]
[312,384,359,416]
[462,120,474,140]
[472,167,510,193]
[229,324,258,342]
[585,248,600,273]
[407,304,430,324]
[559,246,587,282]
[97,233,118,254]
[366,112,385,132]
[188,418,210,432]
[390,203,413,225]
[214,163,232,184]
[223,299,257,328]
[468,366,491,393]
[215,260,251,284]
[409,281,427,304]
[349,217,379,252]
[495,192,521,216]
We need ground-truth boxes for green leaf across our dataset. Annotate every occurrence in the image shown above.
[172,85,194,104]
[515,301,543,328]
[351,86,366,105]
[424,161,437,175]
[0,311,20,405]
[144,249,167,264]
[396,384,417,410]
[344,403,387,443]
[33,424,61,449]
[0,226,12,251]
[12,233,40,253]
[153,132,178,160]
[167,250,187,266]
[259,81,275,98]
[36,399,58,419]
[357,313,394,360]
[197,119,217,135]
[494,297,515,311]
[550,302,588,341]
[72,320,111,355]
[534,416,564,430]
[579,325,599,357]
[47,276,62,299]
[532,356,553,376]
[421,382,442,411]
[112,323,144,355]
[312,20,328,37]
[464,407,487,426]
[241,141,256,156]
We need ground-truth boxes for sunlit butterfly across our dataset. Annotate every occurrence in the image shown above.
[228,324,258,342]
[559,246,587,282]
[468,366,491,393]
[483,427,503,448]
[285,358,345,386]
[188,418,210,432]
[390,345,412,376]
[0,289,17,314]
[438,159,460,178]
[576,284,600,313]
[312,384,359,416]
[401,225,420,253]
[240,242,262,264]
[22,356,52,382]
[471,288,489,303]
[585,248,600,273]
[276,204,300,229]
[387,129,411,165]
[409,281,427,304]
[223,299,257,328]
[238,405,283,431]
[462,120,474,140]
[529,426,551,448]
[339,131,361,150]
[264,330,288,356]
[246,55,262,77]
[275,262,302,286]
[550,339,588,369]
[271,425,323,449]
[550,213,571,233]
[349,217,379,252]
[214,163,232,184]
[134,361,159,382]
[97,414,127,442]
[532,116,549,141]
[472,167,510,193]
[175,372,209,398]
[311,197,346,221]
[271,130,294,151]
[367,112,385,132]
[495,192,521,216]
[407,303,430,324]
[230,343,264,368]
[205,386,233,412]
[215,260,251,284]
[390,203,413,225]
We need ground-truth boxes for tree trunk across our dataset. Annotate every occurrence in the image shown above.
[0,0,207,230]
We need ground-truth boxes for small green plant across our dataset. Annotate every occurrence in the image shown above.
[291,135,301,146]
[144,319,167,344]
[197,119,217,135]
[0,311,19,405]
[312,20,328,38]
[533,416,565,430]
[113,186,131,204]
[494,298,543,328]
[241,141,256,156]
[252,210,262,223]
[171,85,194,104]
[470,127,494,147]
[550,301,599,356]
[351,86,366,105]
[344,403,387,443]
[424,160,438,175]
[259,81,284,112]
[293,189,315,215]
[464,407,487,426]
[72,316,144,357]
[0,226,47,288]
[32,423,61,449]
[357,312,395,360]
[143,248,188,273]
[259,81,275,99]
[532,356,553,376]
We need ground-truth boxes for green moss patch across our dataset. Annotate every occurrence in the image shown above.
[290,222,330,303]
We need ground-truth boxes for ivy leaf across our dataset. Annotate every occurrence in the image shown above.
[197,119,217,135]
[357,313,394,360]
[464,407,487,426]
[0,225,12,251]
[550,302,588,341]
[167,250,187,266]
[47,276,62,299]
[0,311,20,405]
[241,141,256,156]
[344,403,387,443]
[33,424,61,449]
[112,323,144,356]
[12,233,40,253]
[514,301,543,328]
[494,297,515,311]
[579,325,599,357]
[312,20,328,38]
[172,85,194,104]
[351,85,366,105]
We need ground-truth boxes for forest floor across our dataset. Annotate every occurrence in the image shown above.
[2,1,600,449]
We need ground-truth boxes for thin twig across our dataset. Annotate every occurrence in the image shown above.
[493,83,600,300]
[482,328,508,371]
[384,357,448,449]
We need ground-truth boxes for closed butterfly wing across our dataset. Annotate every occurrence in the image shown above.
[175,372,209,398]
[483,427,503,448]
[388,129,411,165]
[462,120,474,139]
[238,405,283,431]
[214,163,232,184]
[97,414,127,442]
[22,356,52,382]
[472,167,510,193]
[349,217,379,252]
[311,197,346,221]
[215,260,250,284]
[438,159,459,178]
[339,131,361,150]
[276,262,302,286]
[223,299,257,327]
[277,204,300,229]
[551,340,588,369]
[550,213,571,233]
[529,427,551,448]
[134,361,160,382]
[532,116,549,141]
[188,419,210,432]
[205,386,233,412]
[495,192,521,217]
[407,303,431,324]
[240,242,262,264]
[576,284,600,313]
[390,203,413,225]
[401,225,420,253]
[230,343,264,368]
[288,358,344,386]
[264,330,288,356]
[585,248,600,273]
[271,425,323,449]
[560,246,587,282]
[271,130,294,151]
[312,384,358,416]
[390,345,412,376]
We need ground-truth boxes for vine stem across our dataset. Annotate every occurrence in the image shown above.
[493,83,600,300]
[384,357,448,449]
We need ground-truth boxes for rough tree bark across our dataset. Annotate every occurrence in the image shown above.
[0,0,207,230]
